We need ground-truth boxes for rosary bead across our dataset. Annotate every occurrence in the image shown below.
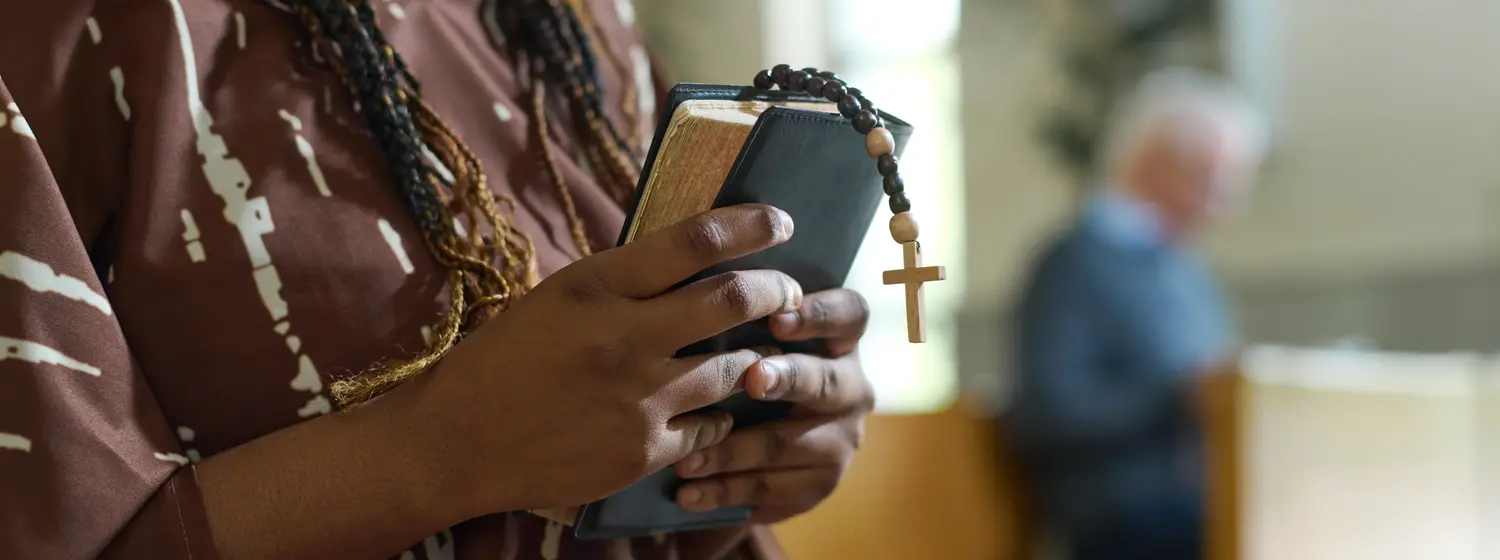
[865,124,896,158]
[890,212,920,243]
[824,81,847,102]
[817,70,839,82]
[807,76,827,97]
[853,110,878,134]
[847,87,863,99]
[788,70,810,92]
[883,173,905,196]
[889,192,912,214]
[878,153,900,176]
[837,95,862,119]
[754,70,774,90]
[859,97,876,112]
[801,67,819,75]
[771,64,791,87]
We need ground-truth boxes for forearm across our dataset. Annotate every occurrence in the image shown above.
[195,379,472,559]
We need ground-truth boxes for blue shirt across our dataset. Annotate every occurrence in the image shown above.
[1008,191,1232,533]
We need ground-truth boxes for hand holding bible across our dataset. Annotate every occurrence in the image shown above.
[670,288,876,523]
[419,204,805,518]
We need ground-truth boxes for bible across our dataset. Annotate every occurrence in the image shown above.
[564,84,913,539]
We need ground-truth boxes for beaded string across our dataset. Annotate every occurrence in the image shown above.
[753,64,945,343]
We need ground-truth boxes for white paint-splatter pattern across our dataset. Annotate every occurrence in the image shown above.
[167,0,327,417]
[274,321,290,335]
[279,109,332,197]
[181,209,206,262]
[387,2,406,20]
[3,102,34,139]
[420,144,456,185]
[377,219,416,274]
[424,529,455,560]
[0,336,102,377]
[154,452,190,465]
[109,67,132,121]
[541,520,563,560]
[86,17,102,44]
[0,433,31,452]
[234,11,246,49]
[285,335,301,354]
[492,101,513,122]
[0,251,113,316]
[628,45,655,147]
[615,0,636,27]
[420,326,434,348]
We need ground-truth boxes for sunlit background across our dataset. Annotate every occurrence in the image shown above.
[633,0,1499,558]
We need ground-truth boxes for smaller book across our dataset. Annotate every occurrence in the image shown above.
[565,84,913,540]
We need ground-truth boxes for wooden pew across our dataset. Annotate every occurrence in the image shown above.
[772,406,1036,559]
[1204,348,1497,560]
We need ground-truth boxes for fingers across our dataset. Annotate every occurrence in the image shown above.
[768,289,869,354]
[673,418,855,479]
[653,412,735,471]
[584,205,794,299]
[647,270,803,349]
[743,353,874,415]
[658,348,768,413]
[676,467,840,513]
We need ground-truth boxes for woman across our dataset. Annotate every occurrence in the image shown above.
[0,1,874,558]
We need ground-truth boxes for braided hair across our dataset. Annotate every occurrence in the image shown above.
[269,0,644,407]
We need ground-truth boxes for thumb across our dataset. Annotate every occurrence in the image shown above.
[656,412,734,470]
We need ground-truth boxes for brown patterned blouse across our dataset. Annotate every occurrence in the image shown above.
[0,0,780,558]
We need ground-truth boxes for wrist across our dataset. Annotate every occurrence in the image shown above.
[363,374,488,526]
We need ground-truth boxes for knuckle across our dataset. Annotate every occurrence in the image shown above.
[714,272,762,319]
[806,297,831,328]
[715,353,741,396]
[565,270,614,303]
[585,333,632,373]
[679,215,730,260]
[763,429,790,465]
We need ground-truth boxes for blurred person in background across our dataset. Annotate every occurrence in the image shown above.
[1007,70,1267,560]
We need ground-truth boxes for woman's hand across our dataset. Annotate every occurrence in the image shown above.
[416,204,809,518]
[670,288,876,523]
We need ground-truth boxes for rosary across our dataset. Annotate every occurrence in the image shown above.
[751,64,946,343]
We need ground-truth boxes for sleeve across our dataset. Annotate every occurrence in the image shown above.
[1006,245,1185,460]
[0,79,219,559]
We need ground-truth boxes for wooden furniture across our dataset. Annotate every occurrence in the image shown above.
[1203,348,1498,560]
[773,406,1034,560]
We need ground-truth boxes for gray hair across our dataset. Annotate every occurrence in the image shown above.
[1099,68,1269,179]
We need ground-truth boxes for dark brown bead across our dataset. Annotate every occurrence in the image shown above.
[771,64,791,87]
[817,70,839,82]
[883,173,905,195]
[859,97,875,112]
[824,81,846,102]
[801,67,819,75]
[754,70,774,90]
[889,191,912,214]
[806,76,827,97]
[878,154,899,176]
[837,95,861,119]
[853,110,877,134]
[847,87,863,99]
[788,70,810,92]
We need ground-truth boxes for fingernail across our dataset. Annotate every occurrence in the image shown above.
[774,208,795,241]
[681,452,706,475]
[680,486,704,507]
[783,280,803,312]
[759,358,785,398]
[771,311,800,333]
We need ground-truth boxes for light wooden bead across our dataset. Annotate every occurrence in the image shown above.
[866,128,896,158]
[890,212,920,243]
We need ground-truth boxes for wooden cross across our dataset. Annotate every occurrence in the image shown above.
[883,241,945,343]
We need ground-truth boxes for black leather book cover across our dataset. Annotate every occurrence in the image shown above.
[573,84,912,540]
